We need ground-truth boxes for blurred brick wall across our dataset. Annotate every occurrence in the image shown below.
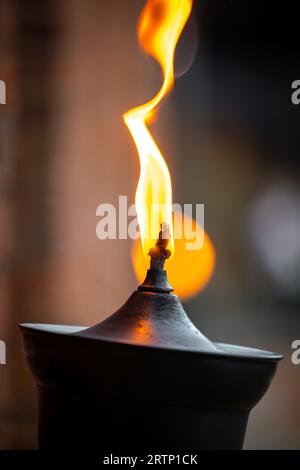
[0,0,17,449]
[49,0,143,325]
[0,0,150,448]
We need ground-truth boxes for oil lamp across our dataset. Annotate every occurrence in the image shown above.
[19,229,281,449]
[20,0,282,450]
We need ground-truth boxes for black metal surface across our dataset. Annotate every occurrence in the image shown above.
[80,289,219,352]
[18,247,282,450]
[20,323,280,450]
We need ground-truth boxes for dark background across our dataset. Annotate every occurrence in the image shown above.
[0,0,299,449]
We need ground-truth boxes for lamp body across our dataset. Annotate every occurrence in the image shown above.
[20,315,280,450]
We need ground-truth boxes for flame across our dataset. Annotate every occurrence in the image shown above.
[123,0,193,257]
[124,0,216,298]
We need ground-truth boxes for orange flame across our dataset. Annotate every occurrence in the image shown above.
[123,0,193,257]
[124,0,216,299]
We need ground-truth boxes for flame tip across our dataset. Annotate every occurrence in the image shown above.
[124,0,192,259]
[128,1,216,299]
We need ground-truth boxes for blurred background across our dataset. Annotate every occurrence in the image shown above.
[0,0,300,449]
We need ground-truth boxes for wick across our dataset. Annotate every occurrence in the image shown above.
[148,223,171,270]
[138,222,174,292]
